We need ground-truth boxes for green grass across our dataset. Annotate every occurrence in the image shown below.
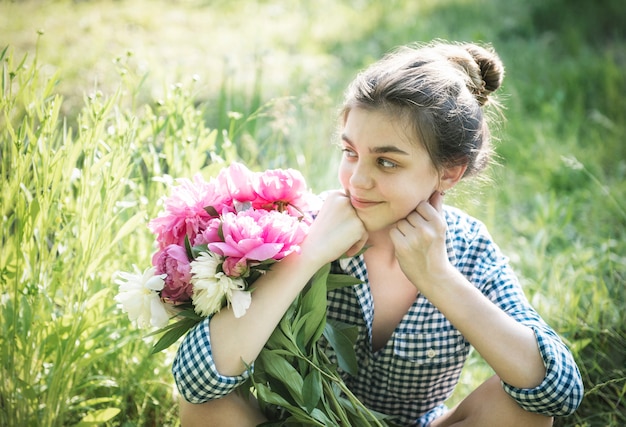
[1,0,625,425]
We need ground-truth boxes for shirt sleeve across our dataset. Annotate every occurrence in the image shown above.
[502,325,584,416]
[450,210,584,416]
[481,265,583,415]
[171,316,251,403]
[480,259,583,416]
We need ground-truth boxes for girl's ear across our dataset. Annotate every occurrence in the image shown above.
[439,164,468,193]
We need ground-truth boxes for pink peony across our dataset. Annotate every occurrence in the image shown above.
[192,217,222,246]
[253,168,307,208]
[152,244,193,302]
[207,210,309,273]
[253,168,320,220]
[148,174,235,248]
[214,162,259,205]
[255,209,309,259]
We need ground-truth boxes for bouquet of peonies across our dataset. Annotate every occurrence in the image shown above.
[114,162,320,351]
[114,162,392,425]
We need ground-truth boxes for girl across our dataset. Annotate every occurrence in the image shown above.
[172,41,583,426]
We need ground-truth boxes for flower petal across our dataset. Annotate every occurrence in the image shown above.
[230,289,252,318]
[150,295,170,328]
[145,274,166,291]
[244,243,283,261]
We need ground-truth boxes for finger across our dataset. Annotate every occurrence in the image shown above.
[389,226,404,246]
[393,222,406,237]
[405,209,426,227]
[415,199,439,222]
[428,190,444,213]
[395,216,417,236]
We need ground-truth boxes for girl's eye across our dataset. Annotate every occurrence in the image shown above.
[342,148,357,158]
[378,158,398,169]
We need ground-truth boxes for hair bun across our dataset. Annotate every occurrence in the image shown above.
[462,44,504,105]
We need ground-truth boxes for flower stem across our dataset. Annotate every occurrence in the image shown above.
[322,380,351,425]
[301,350,386,427]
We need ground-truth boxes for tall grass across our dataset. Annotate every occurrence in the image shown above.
[1,0,625,425]
[0,41,229,425]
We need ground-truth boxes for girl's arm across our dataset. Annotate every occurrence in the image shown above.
[419,266,546,388]
[196,191,367,377]
[390,192,545,389]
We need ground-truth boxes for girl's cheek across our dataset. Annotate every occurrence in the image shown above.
[337,162,350,188]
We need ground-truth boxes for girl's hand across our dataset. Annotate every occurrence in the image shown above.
[300,190,368,266]
[389,191,451,288]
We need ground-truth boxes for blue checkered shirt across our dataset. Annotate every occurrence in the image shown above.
[172,205,583,426]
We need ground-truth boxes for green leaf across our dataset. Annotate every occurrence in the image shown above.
[302,369,322,413]
[109,211,144,247]
[267,320,299,353]
[204,205,219,217]
[29,197,40,221]
[150,317,201,354]
[323,320,359,376]
[255,383,296,410]
[298,264,330,347]
[73,408,120,426]
[310,408,336,425]
[191,243,209,259]
[169,306,204,321]
[16,378,37,401]
[256,421,287,427]
[259,348,300,360]
[258,350,304,405]
[338,395,395,425]
[326,273,363,291]
[293,310,326,351]
[291,310,311,347]
[145,313,196,337]
[183,234,196,260]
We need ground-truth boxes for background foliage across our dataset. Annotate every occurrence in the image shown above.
[1,0,625,425]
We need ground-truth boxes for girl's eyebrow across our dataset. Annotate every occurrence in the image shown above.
[341,133,410,155]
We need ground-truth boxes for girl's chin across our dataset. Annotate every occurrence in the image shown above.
[358,216,395,234]
[354,208,405,234]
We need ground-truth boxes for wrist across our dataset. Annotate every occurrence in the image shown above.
[412,263,464,295]
[298,239,335,270]
[279,246,329,286]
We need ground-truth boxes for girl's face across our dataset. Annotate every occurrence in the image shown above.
[338,107,440,233]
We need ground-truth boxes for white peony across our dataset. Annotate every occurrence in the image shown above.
[229,286,252,318]
[114,266,169,328]
[190,252,251,318]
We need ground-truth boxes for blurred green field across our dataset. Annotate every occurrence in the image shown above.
[1,0,625,425]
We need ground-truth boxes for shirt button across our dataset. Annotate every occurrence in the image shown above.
[426,349,437,359]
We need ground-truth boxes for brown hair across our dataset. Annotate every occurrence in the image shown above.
[341,41,504,178]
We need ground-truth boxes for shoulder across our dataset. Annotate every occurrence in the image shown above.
[443,204,494,247]
[443,205,508,272]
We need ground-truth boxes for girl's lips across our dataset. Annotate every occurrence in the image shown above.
[350,196,381,209]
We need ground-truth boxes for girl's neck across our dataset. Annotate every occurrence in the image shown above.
[364,227,397,266]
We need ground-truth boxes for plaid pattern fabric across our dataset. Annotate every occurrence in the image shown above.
[172,314,249,402]
[172,205,583,426]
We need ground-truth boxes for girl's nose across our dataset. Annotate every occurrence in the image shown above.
[350,162,374,189]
